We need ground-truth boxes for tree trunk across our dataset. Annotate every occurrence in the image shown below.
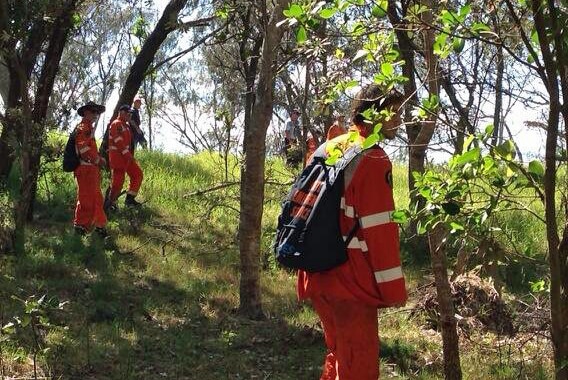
[428,226,462,380]
[238,0,290,319]
[422,1,463,377]
[110,0,189,118]
[15,0,80,230]
[387,1,429,254]
[492,44,504,147]
[530,1,568,376]
[0,19,48,180]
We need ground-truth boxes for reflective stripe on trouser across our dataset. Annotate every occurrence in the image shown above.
[73,165,107,228]
[110,159,143,201]
[311,295,379,380]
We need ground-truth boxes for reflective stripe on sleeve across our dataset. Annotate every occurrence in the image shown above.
[109,146,118,151]
[340,197,355,218]
[360,211,393,228]
[345,236,368,252]
[121,149,129,155]
[114,137,123,142]
[374,267,403,283]
[79,146,91,154]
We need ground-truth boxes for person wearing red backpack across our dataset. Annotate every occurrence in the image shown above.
[106,104,144,210]
[298,84,408,380]
[72,101,108,237]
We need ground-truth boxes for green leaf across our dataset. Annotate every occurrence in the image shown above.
[391,210,409,224]
[528,160,545,177]
[1,322,16,334]
[453,37,465,53]
[381,62,394,76]
[372,1,387,18]
[494,140,516,159]
[21,314,31,328]
[463,134,475,152]
[450,221,464,232]
[296,26,307,43]
[362,133,379,149]
[455,147,481,166]
[471,22,490,33]
[319,8,337,19]
[285,4,304,18]
[459,4,471,18]
[530,28,539,46]
[353,49,370,62]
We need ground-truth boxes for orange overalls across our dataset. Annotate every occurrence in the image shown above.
[73,119,107,230]
[108,116,143,203]
[298,127,407,380]
[304,133,318,167]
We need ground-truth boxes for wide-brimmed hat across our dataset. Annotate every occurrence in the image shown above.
[77,101,105,117]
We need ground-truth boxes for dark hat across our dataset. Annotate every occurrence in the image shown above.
[77,101,105,117]
[119,104,133,113]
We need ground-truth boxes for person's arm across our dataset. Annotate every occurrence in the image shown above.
[109,121,133,161]
[75,124,103,165]
[354,149,407,306]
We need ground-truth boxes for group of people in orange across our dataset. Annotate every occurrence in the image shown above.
[71,98,146,238]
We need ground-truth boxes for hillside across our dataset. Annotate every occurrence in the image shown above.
[0,149,553,379]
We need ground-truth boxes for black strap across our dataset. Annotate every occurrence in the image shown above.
[345,218,359,246]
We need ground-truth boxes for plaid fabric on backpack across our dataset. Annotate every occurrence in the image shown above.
[274,142,368,272]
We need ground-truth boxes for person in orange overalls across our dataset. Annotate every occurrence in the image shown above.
[303,129,321,167]
[107,104,143,209]
[326,113,347,140]
[73,101,108,237]
[298,85,408,380]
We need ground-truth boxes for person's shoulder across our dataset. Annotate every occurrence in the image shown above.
[75,121,91,134]
[361,146,390,165]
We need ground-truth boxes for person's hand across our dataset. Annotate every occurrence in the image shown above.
[140,137,148,149]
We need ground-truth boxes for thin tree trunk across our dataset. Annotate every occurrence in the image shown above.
[530,1,568,376]
[428,226,462,380]
[492,44,504,147]
[13,0,80,232]
[422,1,462,377]
[111,0,189,118]
[238,0,290,319]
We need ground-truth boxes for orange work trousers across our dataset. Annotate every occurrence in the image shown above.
[311,295,379,380]
[109,159,143,201]
[73,165,106,229]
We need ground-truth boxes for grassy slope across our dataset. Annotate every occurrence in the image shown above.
[0,149,553,379]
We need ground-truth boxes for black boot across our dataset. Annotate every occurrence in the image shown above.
[94,227,109,239]
[74,225,88,236]
[125,193,142,207]
[103,189,117,213]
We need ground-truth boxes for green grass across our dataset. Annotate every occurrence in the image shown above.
[0,149,555,379]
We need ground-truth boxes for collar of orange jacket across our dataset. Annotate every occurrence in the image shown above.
[80,117,93,128]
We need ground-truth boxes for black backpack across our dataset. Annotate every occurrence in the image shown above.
[274,142,368,272]
[62,129,80,172]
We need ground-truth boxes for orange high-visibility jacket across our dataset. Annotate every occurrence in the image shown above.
[298,126,407,308]
[75,119,103,166]
[108,118,133,168]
